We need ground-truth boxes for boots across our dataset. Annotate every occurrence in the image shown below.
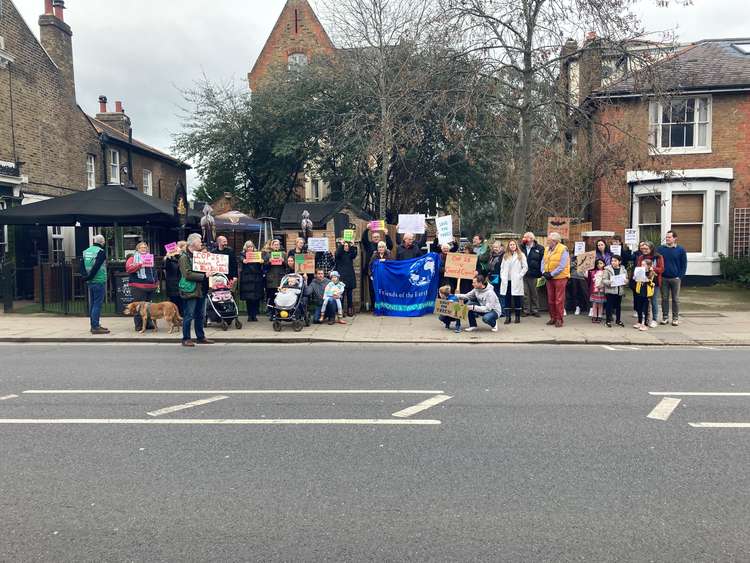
[347,307,354,317]
[514,309,521,324]
[504,312,512,325]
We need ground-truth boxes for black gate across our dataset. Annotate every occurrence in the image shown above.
[0,259,15,313]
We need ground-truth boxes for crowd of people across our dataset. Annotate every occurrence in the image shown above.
[80,225,688,345]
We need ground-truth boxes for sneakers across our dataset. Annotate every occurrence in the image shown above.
[639,325,649,332]
[464,327,477,332]
[672,319,680,326]
[632,312,639,318]
[90,327,110,335]
[605,321,612,328]
[648,320,658,328]
[454,327,461,334]
[660,318,670,325]
[575,307,581,316]
[491,324,499,332]
[633,323,642,329]
[616,321,625,328]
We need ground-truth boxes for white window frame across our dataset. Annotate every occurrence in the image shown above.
[108,149,120,185]
[86,154,96,189]
[0,200,7,256]
[142,169,153,196]
[648,95,712,156]
[51,225,65,263]
[287,52,308,71]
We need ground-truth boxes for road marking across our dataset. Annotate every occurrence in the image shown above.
[392,394,452,418]
[647,397,681,421]
[689,423,750,428]
[0,418,441,426]
[601,345,616,351]
[650,392,750,397]
[23,389,445,395]
[147,395,228,417]
[0,394,19,401]
[618,345,640,350]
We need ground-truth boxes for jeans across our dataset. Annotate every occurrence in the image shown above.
[439,315,461,330]
[130,287,155,331]
[321,297,343,316]
[313,300,337,323]
[648,290,659,323]
[522,276,540,313]
[88,282,105,329]
[182,296,206,341]
[661,277,681,321]
[169,295,184,316]
[605,294,622,323]
[546,278,567,323]
[468,309,499,328]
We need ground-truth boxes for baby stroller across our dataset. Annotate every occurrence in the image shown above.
[206,273,242,331]
[268,273,309,332]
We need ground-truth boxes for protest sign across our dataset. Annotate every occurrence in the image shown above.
[574,241,586,256]
[611,273,627,287]
[295,253,315,274]
[633,266,647,283]
[436,215,453,245]
[164,242,178,254]
[398,214,426,234]
[371,253,440,317]
[610,244,622,257]
[141,254,154,268]
[307,237,329,252]
[193,252,229,274]
[576,250,596,274]
[444,253,478,280]
[343,229,355,243]
[624,229,638,246]
[270,251,284,266]
[434,298,468,321]
[368,220,386,232]
[245,251,262,263]
[547,216,571,241]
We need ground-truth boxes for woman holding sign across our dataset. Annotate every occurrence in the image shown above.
[335,240,358,317]
[240,240,264,322]
[263,239,286,305]
[125,242,159,331]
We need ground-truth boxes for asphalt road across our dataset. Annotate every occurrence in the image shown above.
[1,343,749,562]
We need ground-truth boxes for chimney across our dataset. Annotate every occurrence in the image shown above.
[115,101,124,113]
[96,96,132,134]
[98,95,108,113]
[39,0,75,102]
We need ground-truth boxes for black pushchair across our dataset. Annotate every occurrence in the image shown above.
[206,273,242,331]
[267,273,309,332]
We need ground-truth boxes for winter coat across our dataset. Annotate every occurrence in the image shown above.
[305,277,330,305]
[456,284,503,316]
[239,261,265,301]
[263,251,287,289]
[164,255,181,297]
[588,268,606,295]
[521,242,545,278]
[500,253,528,296]
[395,242,424,261]
[634,252,664,287]
[486,251,504,286]
[335,244,358,290]
[603,264,628,296]
[596,250,613,267]
[178,251,207,299]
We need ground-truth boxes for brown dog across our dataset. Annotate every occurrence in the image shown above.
[123,301,183,334]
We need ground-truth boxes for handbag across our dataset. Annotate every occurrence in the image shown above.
[178,277,196,293]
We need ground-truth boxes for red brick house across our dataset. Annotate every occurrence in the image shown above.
[582,38,750,277]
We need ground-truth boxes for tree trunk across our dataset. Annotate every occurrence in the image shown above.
[512,54,534,234]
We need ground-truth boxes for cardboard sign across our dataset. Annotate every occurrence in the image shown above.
[574,241,586,256]
[343,229,355,243]
[624,229,638,246]
[307,237,329,252]
[609,244,622,257]
[245,251,262,263]
[193,252,229,274]
[576,250,596,274]
[164,242,178,254]
[444,253,478,280]
[434,298,468,321]
[368,220,386,232]
[547,217,571,241]
[398,214,426,234]
[436,215,453,246]
[270,251,284,266]
[141,254,154,268]
[294,253,316,274]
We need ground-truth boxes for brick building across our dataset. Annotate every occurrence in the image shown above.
[0,0,188,280]
[566,37,750,277]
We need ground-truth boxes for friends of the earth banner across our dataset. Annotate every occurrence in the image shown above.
[371,252,441,317]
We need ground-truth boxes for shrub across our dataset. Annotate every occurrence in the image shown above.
[720,254,750,287]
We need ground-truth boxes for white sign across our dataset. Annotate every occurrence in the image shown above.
[610,244,622,257]
[633,266,647,283]
[611,273,627,287]
[307,237,329,253]
[192,252,229,274]
[436,215,453,245]
[574,241,586,256]
[398,214,426,234]
[624,229,638,246]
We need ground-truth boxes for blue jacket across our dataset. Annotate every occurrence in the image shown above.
[657,245,688,278]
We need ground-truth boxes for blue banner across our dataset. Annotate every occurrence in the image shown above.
[372,253,441,317]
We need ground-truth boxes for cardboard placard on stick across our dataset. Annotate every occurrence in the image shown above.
[193,252,229,274]
[295,253,315,274]
[576,250,596,274]
[434,298,468,321]
[444,253,478,280]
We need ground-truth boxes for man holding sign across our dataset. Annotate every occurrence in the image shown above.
[179,233,214,347]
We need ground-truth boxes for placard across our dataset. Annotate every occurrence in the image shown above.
[624,229,638,246]
[434,298,468,321]
[307,237,329,252]
[609,244,622,257]
[633,266,648,283]
[611,273,627,287]
[192,252,229,274]
[245,251,262,263]
[436,215,453,245]
[574,241,586,256]
[547,216,571,241]
[398,214,426,234]
[576,250,596,274]
[368,220,386,232]
[444,253,478,280]
[269,251,284,266]
[164,242,178,254]
[343,229,355,243]
[294,253,315,274]
[140,254,154,268]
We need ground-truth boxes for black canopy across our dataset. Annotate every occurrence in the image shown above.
[0,185,190,227]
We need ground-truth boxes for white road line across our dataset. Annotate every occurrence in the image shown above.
[617,345,640,350]
[647,397,681,421]
[650,392,750,397]
[23,389,445,395]
[392,394,452,418]
[689,423,750,428]
[0,394,19,401]
[0,418,441,426]
[147,395,228,417]
[601,345,616,351]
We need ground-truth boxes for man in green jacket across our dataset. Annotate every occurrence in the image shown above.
[179,233,214,347]
[81,234,109,335]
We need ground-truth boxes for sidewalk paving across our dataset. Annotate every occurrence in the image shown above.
[1,310,749,346]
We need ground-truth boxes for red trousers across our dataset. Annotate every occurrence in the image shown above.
[546,278,567,322]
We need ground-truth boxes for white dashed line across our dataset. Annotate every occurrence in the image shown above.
[601,345,616,351]
[0,418,441,426]
[147,395,228,417]
[689,423,750,428]
[23,389,445,395]
[647,397,681,421]
[392,394,452,418]
[650,392,750,397]
[0,394,19,401]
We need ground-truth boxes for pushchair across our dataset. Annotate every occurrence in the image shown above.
[206,273,242,331]
[268,273,309,332]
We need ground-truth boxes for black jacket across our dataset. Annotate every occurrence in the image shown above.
[522,242,545,278]
[214,247,238,280]
[361,229,394,274]
[395,243,424,261]
[486,251,504,283]
[335,244,358,290]
[164,255,181,297]
[239,261,265,301]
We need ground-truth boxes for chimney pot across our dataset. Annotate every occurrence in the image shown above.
[115,101,124,113]
[98,95,108,113]
[52,0,65,21]
[44,0,54,15]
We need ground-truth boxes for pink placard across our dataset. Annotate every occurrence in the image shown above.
[142,254,155,268]
[165,242,178,253]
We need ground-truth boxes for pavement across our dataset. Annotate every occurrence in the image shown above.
[2,344,750,561]
[0,308,749,346]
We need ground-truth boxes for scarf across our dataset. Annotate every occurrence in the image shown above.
[133,252,147,280]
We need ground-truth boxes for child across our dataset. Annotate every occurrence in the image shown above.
[602,255,628,328]
[588,259,607,323]
[322,271,347,325]
[634,259,656,331]
[438,285,462,333]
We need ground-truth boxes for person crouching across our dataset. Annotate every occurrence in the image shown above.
[456,275,502,332]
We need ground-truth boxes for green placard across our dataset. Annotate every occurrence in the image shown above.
[343,229,355,242]
[294,253,305,265]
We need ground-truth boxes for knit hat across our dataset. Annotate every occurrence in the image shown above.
[330,271,340,279]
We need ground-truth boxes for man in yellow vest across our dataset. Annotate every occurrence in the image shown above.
[541,232,571,328]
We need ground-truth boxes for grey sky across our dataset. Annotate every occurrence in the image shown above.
[12,0,750,191]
